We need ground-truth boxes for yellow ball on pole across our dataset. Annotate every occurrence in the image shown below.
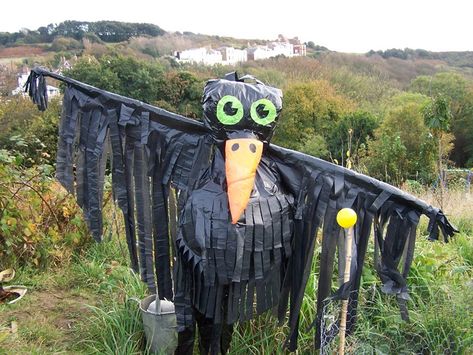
[336,208,357,229]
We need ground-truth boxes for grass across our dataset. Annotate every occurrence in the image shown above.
[0,237,147,354]
[0,190,472,354]
[78,281,147,355]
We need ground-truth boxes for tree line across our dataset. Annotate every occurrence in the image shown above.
[367,48,473,68]
[0,21,165,46]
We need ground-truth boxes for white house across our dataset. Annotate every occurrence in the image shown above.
[247,42,296,61]
[46,85,60,97]
[176,47,223,65]
[218,47,247,64]
[247,46,273,61]
[174,35,305,66]
[11,73,30,96]
[269,42,294,57]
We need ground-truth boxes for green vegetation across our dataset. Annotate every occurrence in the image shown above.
[410,72,473,167]
[362,92,436,184]
[0,96,61,167]
[0,21,165,46]
[64,55,204,117]
[0,149,90,269]
[368,47,473,69]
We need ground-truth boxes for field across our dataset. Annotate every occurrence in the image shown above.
[0,46,45,58]
[1,188,471,354]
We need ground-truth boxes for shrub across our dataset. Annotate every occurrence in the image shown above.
[50,36,82,51]
[0,96,61,167]
[0,150,91,269]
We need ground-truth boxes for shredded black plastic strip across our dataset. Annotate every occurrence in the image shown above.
[151,162,173,300]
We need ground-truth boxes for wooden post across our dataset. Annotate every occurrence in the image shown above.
[336,208,357,355]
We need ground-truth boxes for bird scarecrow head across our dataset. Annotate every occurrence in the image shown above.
[202,72,283,224]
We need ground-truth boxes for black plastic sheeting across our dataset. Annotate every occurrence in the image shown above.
[26,68,457,352]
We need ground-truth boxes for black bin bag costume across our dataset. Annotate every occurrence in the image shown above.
[26,68,456,353]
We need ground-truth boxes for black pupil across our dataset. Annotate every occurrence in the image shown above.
[224,101,238,116]
[256,104,269,118]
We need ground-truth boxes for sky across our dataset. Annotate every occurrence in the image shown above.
[1,0,472,53]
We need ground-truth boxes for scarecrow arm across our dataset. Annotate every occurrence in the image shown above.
[26,68,211,299]
[267,144,456,350]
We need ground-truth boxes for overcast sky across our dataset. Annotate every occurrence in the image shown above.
[1,0,471,53]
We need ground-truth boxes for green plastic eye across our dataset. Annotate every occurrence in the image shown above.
[250,99,277,125]
[216,95,244,125]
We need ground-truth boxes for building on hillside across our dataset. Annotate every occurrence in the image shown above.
[269,42,294,57]
[54,56,73,74]
[293,43,307,56]
[277,35,307,56]
[218,47,247,64]
[45,85,60,97]
[247,46,274,61]
[288,37,306,56]
[247,43,294,61]
[174,35,305,66]
[175,47,223,65]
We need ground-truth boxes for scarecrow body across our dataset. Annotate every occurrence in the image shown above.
[174,149,294,353]
[176,150,293,325]
[26,69,456,353]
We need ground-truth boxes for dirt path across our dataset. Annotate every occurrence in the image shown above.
[0,286,97,354]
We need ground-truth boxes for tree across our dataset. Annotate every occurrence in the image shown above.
[423,95,453,208]
[410,72,473,166]
[64,55,203,117]
[363,133,408,185]
[155,71,203,118]
[273,80,354,159]
[326,111,378,167]
[297,131,329,158]
[63,56,122,93]
[363,93,436,184]
[50,36,82,51]
[0,96,62,166]
[64,55,165,103]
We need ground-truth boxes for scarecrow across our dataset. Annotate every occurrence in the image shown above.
[26,69,456,354]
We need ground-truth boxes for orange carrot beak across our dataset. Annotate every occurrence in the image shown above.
[225,138,263,224]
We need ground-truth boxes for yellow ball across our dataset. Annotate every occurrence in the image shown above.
[336,208,357,229]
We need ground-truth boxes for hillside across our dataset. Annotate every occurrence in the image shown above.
[1,20,472,72]
[1,20,472,92]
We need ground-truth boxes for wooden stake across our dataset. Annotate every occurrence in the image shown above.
[336,208,357,355]
[338,226,353,355]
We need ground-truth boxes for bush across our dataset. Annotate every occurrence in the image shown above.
[50,36,83,51]
[0,150,91,269]
[0,96,61,167]
[362,93,437,185]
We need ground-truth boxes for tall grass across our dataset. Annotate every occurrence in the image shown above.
[79,299,146,355]
[71,239,149,354]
